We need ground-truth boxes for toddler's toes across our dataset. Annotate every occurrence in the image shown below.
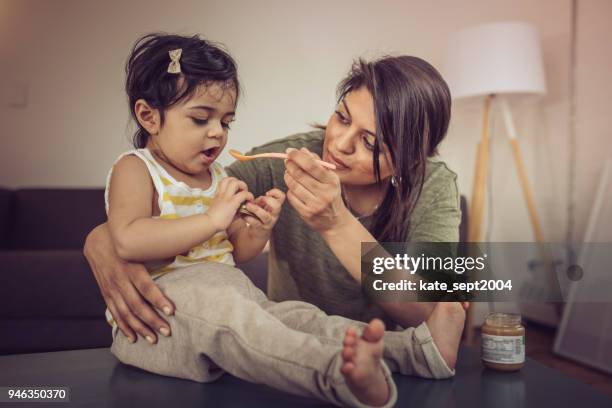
[343,332,357,347]
[342,345,355,361]
[341,361,355,376]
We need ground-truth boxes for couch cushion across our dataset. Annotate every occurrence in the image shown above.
[10,189,105,250]
[0,318,111,355]
[0,188,13,249]
[0,250,106,319]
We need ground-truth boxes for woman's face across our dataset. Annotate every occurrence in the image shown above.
[322,87,393,186]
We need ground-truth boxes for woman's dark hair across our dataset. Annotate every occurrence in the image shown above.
[336,56,451,242]
[125,33,240,148]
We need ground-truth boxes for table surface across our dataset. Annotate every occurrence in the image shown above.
[1,346,611,407]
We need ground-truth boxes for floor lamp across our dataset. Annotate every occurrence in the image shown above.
[444,22,554,343]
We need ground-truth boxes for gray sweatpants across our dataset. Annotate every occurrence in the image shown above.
[111,262,454,407]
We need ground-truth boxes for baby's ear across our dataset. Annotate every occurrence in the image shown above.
[134,99,160,135]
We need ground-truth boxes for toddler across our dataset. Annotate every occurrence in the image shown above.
[105,33,396,408]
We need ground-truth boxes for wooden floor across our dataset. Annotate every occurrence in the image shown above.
[466,321,612,397]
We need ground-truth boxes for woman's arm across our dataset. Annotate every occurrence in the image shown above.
[320,216,436,327]
[283,148,442,327]
[83,223,175,344]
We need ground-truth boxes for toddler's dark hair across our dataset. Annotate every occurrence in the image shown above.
[126,33,240,148]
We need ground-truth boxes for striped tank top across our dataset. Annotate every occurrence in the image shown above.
[104,149,235,327]
[104,148,235,276]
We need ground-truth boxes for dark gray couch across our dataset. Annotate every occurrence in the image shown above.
[0,188,109,354]
[0,187,466,355]
[0,187,270,355]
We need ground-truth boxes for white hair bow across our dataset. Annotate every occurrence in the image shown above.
[167,48,182,74]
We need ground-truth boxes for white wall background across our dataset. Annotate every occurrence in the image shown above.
[0,0,610,248]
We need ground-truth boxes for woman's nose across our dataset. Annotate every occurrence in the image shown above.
[335,130,355,154]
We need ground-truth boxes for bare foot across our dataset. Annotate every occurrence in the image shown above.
[426,302,466,370]
[340,319,390,407]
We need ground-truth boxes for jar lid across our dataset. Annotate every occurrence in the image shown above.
[485,312,522,327]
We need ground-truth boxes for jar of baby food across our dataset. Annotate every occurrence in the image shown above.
[481,313,525,371]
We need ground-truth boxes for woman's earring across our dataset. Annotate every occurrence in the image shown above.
[391,176,399,187]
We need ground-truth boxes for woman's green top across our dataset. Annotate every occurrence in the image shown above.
[226,130,460,322]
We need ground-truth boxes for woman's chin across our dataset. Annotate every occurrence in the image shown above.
[336,173,353,184]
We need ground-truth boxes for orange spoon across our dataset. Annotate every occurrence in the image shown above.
[229,149,336,170]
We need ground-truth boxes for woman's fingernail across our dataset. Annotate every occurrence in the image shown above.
[128,336,136,344]
[162,306,172,316]
[160,327,171,337]
[145,335,155,344]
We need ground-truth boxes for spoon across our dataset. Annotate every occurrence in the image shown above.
[229,149,336,170]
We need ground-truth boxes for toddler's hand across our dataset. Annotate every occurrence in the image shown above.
[207,177,254,232]
[241,189,286,237]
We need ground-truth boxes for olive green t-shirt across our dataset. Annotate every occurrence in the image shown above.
[226,130,460,322]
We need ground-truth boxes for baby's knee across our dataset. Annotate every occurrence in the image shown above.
[111,330,221,383]
[110,331,148,368]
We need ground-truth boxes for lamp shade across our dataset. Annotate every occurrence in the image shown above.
[443,21,547,100]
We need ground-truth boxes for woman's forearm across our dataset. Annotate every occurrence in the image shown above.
[320,212,436,327]
[83,222,176,343]
[320,211,372,282]
[110,214,219,262]
[84,223,120,266]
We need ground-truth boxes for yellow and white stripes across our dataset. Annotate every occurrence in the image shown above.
[104,148,235,274]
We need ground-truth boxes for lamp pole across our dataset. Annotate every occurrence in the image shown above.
[468,94,494,243]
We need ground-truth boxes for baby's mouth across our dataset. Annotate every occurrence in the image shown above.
[201,147,219,158]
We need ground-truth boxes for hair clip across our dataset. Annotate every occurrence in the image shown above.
[167,48,182,74]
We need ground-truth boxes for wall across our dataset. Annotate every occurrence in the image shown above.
[1,0,610,247]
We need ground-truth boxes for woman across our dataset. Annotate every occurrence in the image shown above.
[84,55,463,373]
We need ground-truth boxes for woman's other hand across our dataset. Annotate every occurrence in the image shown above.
[83,223,175,344]
[284,147,350,233]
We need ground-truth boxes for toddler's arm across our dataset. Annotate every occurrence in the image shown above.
[228,189,285,263]
[107,156,250,262]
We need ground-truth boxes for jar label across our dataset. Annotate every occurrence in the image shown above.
[482,334,525,364]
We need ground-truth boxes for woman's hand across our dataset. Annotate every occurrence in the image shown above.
[207,177,254,232]
[283,147,350,233]
[83,223,175,344]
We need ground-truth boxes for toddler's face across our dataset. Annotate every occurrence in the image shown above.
[149,82,236,175]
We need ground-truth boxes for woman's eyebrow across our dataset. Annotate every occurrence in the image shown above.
[342,100,376,137]
[341,100,351,116]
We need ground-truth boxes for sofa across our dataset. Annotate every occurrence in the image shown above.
[0,188,270,355]
[0,188,109,354]
[0,187,466,355]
